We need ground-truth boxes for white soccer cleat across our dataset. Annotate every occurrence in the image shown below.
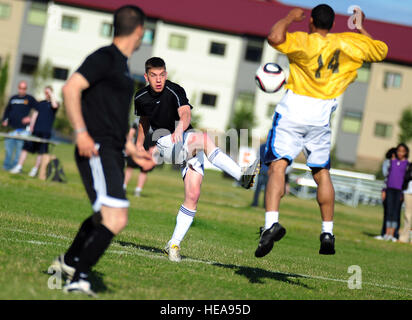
[48,254,75,280]
[9,165,22,174]
[163,242,182,262]
[63,279,97,298]
[28,167,38,177]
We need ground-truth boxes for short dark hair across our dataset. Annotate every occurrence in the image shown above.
[311,4,335,30]
[113,5,145,37]
[385,147,397,159]
[145,57,166,73]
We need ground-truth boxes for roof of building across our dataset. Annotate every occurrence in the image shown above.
[55,0,412,64]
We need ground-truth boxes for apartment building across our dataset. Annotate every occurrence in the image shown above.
[0,0,25,98]
[6,0,412,169]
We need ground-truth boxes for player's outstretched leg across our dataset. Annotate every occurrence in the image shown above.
[187,132,260,189]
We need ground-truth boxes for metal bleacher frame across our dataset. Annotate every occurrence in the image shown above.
[289,163,385,207]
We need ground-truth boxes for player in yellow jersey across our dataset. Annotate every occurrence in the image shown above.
[255,4,388,257]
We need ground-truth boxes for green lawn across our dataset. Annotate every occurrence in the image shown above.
[0,141,411,300]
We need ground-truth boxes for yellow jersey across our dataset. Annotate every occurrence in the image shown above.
[274,32,388,99]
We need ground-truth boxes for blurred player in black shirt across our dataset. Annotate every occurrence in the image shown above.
[48,5,153,296]
[123,118,157,197]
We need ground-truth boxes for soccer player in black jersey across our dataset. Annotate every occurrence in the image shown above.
[48,5,154,296]
[135,57,260,262]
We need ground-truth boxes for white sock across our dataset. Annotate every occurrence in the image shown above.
[170,205,196,247]
[135,187,142,192]
[322,221,334,235]
[265,211,279,230]
[207,147,242,180]
[123,184,127,190]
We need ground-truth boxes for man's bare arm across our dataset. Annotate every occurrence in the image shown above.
[62,72,98,158]
[172,105,191,143]
[353,8,373,38]
[267,8,306,47]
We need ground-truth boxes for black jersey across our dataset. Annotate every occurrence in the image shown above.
[33,100,58,134]
[134,80,193,137]
[2,94,37,129]
[77,44,135,149]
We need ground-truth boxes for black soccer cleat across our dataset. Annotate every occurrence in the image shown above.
[255,222,286,258]
[319,232,335,255]
[240,159,260,189]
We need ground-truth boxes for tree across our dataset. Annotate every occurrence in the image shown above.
[0,55,9,114]
[398,106,412,143]
[32,59,53,94]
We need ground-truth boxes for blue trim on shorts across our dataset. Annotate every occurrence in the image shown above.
[307,158,331,170]
[263,112,292,166]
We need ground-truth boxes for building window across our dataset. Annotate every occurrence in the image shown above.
[53,67,69,81]
[210,42,226,56]
[341,111,362,134]
[245,39,263,62]
[200,93,217,107]
[383,71,402,89]
[20,55,39,75]
[168,34,187,50]
[374,122,393,138]
[61,15,79,31]
[27,2,48,26]
[0,3,11,19]
[100,22,113,38]
[142,28,155,45]
[356,62,370,83]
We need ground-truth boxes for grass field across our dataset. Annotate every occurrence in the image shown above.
[0,141,411,301]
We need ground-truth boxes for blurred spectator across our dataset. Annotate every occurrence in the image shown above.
[375,147,397,240]
[383,143,409,242]
[251,143,269,207]
[123,119,156,196]
[1,81,37,170]
[10,86,59,177]
[251,143,293,207]
[399,161,412,243]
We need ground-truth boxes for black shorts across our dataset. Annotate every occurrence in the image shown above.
[75,144,129,212]
[125,156,154,173]
[23,132,51,154]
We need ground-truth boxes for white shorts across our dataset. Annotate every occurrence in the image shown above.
[264,112,332,169]
[155,132,204,178]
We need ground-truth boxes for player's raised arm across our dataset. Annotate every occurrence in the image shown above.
[267,8,306,46]
[350,7,373,38]
[62,72,98,158]
[345,8,388,62]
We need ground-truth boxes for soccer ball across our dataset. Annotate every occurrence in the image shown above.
[255,63,286,93]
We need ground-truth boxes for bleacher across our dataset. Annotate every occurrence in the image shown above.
[289,163,385,207]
